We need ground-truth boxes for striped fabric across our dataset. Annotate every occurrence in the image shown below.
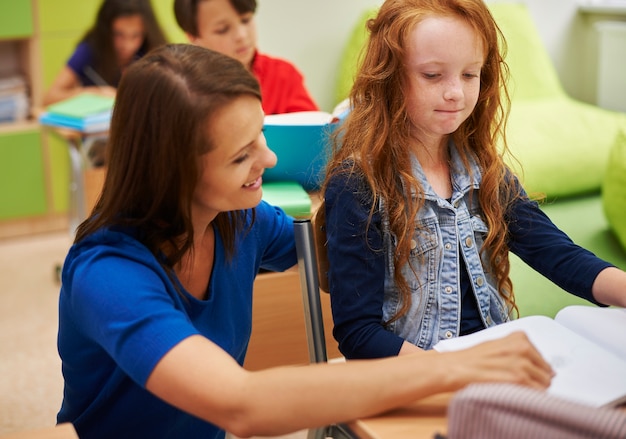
[447,383,626,439]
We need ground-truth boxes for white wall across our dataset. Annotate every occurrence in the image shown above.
[256,0,384,111]
[256,0,626,112]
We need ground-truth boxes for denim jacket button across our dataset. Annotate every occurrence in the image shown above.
[445,331,453,339]
[410,239,417,250]
[445,286,453,294]
[476,276,484,287]
[444,242,452,250]
[465,237,473,247]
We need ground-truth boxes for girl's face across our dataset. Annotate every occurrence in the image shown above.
[193,95,276,221]
[112,14,146,67]
[192,0,258,69]
[404,15,484,148]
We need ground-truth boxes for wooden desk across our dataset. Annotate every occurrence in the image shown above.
[349,393,626,439]
[0,423,78,439]
[348,393,450,439]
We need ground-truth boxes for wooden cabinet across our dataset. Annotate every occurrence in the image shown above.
[0,1,55,237]
[0,0,98,238]
[0,0,186,238]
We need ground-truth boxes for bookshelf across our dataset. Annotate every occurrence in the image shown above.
[0,0,186,239]
[0,1,57,238]
[0,0,103,238]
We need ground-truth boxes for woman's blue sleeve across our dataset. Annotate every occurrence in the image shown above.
[255,200,298,272]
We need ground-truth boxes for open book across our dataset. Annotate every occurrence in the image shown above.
[434,306,626,408]
[262,100,350,191]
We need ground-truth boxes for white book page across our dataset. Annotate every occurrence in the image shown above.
[555,305,626,361]
[264,111,332,126]
[434,315,626,407]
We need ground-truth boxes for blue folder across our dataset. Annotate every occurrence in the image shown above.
[262,111,342,191]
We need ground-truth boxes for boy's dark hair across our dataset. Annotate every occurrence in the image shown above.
[174,0,257,37]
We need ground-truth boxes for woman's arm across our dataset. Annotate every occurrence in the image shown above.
[43,65,116,106]
[146,331,552,438]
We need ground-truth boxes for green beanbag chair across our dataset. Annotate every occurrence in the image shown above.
[602,130,626,251]
[487,2,626,199]
[335,2,626,199]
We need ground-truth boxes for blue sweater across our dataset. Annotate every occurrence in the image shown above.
[325,173,611,359]
[57,201,296,439]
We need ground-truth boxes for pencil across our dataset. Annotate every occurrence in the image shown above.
[83,66,109,87]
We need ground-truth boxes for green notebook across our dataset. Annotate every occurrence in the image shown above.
[46,93,115,118]
[262,181,311,218]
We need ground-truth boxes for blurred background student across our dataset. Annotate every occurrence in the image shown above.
[43,0,168,106]
[174,0,318,115]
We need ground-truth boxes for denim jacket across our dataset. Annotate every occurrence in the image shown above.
[381,144,510,350]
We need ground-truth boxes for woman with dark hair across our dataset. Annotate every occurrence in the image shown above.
[57,43,552,439]
[43,0,167,105]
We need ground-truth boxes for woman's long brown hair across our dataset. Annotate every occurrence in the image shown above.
[321,0,521,322]
[75,44,262,274]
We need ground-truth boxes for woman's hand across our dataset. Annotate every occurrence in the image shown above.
[443,331,554,390]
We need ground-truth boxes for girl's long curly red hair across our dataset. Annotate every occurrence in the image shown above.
[322,0,521,322]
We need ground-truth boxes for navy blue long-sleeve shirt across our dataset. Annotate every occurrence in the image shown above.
[325,174,611,359]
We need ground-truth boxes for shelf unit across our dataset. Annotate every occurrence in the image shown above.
[0,0,187,239]
[0,1,60,238]
[0,1,103,238]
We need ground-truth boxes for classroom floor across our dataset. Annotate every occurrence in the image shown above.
[0,230,306,438]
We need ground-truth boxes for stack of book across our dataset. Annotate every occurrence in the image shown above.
[0,75,29,124]
[39,93,114,133]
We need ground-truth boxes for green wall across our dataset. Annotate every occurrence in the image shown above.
[36,0,187,215]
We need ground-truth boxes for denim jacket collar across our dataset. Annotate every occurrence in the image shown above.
[409,139,482,207]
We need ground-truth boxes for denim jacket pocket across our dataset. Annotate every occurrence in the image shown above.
[469,213,489,252]
[405,220,440,290]
[384,220,440,340]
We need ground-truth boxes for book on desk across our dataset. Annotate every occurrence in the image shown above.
[262,103,349,191]
[39,93,114,133]
[434,305,626,408]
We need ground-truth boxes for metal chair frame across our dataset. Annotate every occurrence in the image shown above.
[294,219,358,439]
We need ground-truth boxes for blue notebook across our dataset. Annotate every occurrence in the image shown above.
[261,181,312,218]
[39,93,114,133]
[263,111,343,191]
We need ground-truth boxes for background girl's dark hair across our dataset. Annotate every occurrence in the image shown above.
[174,0,257,37]
[83,0,168,85]
[75,44,262,271]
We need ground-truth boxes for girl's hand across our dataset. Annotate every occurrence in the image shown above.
[83,85,117,98]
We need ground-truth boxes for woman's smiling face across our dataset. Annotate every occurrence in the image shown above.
[193,95,276,220]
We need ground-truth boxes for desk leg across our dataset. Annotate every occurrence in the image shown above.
[67,139,86,236]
